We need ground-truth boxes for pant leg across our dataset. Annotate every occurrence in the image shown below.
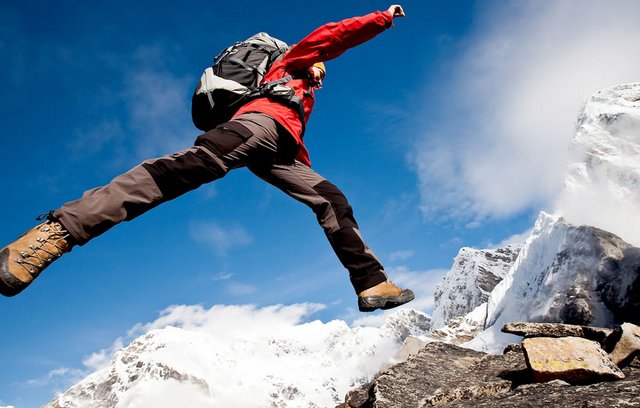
[249,161,387,293]
[53,114,280,245]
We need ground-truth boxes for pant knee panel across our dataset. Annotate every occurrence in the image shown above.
[142,148,225,200]
[194,121,253,157]
[312,180,358,230]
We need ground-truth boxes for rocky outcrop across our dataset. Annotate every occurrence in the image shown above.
[340,331,640,408]
[339,341,640,408]
[339,342,527,408]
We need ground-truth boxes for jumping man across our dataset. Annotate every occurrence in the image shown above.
[0,5,415,312]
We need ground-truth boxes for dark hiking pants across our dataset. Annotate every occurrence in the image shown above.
[52,113,387,293]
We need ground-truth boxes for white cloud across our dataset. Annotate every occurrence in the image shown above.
[488,228,532,249]
[414,0,640,222]
[82,338,125,372]
[22,367,85,389]
[388,249,415,262]
[72,44,195,164]
[120,44,195,159]
[128,303,327,338]
[190,220,253,256]
[211,272,234,281]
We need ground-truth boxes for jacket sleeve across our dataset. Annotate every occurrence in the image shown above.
[281,10,393,71]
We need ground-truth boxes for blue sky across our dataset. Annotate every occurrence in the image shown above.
[2,1,640,406]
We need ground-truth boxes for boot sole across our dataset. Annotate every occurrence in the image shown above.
[0,248,26,297]
[358,289,415,312]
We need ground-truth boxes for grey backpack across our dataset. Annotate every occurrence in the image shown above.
[192,33,297,132]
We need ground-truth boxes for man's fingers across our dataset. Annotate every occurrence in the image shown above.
[388,5,406,18]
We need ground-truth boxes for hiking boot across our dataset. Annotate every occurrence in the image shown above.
[0,221,73,297]
[358,280,415,312]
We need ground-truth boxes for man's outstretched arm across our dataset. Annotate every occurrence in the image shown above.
[282,5,406,71]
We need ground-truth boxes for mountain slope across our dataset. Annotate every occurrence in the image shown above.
[46,306,430,408]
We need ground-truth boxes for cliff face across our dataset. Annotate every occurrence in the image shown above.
[431,245,521,329]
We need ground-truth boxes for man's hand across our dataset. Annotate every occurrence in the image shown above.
[387,5,406,18]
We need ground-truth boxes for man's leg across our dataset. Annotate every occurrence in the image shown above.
[0,113,280,296]
[249,160,414,311]
[55,115,280,245]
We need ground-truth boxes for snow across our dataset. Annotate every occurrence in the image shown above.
[431,245,520,329]
[435,84,640,353]
[48,305,431,408]
[556,83,640,245]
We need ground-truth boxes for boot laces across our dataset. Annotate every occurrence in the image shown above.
[14,223,70,273]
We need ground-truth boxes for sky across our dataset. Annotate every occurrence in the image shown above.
[1,0,639,406]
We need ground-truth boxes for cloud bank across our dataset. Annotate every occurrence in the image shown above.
[414,0,640,223]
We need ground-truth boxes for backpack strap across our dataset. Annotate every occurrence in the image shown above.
[256,75,309,138]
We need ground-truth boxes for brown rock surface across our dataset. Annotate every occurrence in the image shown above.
[522,337,624,383]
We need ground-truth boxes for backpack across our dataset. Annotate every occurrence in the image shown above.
[191,33,293,132]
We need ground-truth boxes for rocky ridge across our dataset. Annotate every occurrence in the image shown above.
[339,322,640,408]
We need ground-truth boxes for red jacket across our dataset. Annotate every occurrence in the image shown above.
[233,10,393,166]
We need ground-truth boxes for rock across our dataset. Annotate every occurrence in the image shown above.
[502,322,615,345]
[502,343,523,354]
[337,385,370,408]
[522,337,625,383]
[340,342,528,408]
[609,322,640,367]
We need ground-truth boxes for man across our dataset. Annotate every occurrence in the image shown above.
[0,5,415,312]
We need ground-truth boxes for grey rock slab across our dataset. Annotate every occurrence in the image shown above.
[502,322,615,345]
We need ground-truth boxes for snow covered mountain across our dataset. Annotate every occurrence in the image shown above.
[429,83,640,352]
[45,305,430,408]
[431,245,521,329]
[557,82,640,246]
[465,212,640,352]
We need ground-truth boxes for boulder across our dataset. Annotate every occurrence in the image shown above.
[522,337,624,383]
[609,322,640,367]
